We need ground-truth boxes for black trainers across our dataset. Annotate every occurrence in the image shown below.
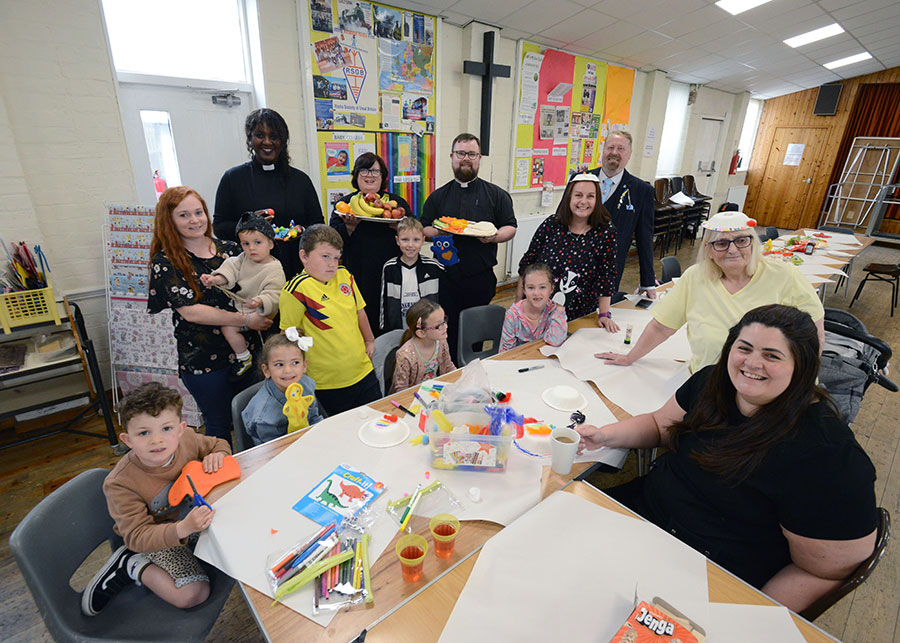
[81,545,134,616]
[232,354,253,377]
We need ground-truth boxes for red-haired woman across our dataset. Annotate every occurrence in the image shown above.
[148,186,272,443]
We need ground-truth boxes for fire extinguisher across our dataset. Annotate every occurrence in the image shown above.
[153,170,168,199]
[728,150,741,175]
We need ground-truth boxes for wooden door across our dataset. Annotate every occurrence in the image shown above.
[748,127,827,228]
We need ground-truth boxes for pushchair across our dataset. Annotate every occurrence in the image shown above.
[819,308,898,424]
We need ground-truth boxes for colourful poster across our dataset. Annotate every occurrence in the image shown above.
[604,65,635,139]
[325,142,350,175]
[378,40,434,94]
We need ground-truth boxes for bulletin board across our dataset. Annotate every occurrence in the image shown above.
[510,41,635,192]
[306,0,438,217]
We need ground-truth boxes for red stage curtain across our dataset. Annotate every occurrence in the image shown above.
[829,83,900,221]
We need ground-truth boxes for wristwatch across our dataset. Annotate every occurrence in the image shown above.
[597,311,612,319]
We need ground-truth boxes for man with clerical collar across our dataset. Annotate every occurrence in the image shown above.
[422,133,517,361]
[575,130,656,297]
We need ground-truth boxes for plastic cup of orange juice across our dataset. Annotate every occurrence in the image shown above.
[429,514,460,558]
[395,533,427,582]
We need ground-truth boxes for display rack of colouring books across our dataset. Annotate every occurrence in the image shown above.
[104,206,201,427]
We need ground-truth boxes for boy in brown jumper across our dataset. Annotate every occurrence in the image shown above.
[81,382,230,615]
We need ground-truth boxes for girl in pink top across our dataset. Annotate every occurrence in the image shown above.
[500,263,568,352]
[390,299,456,393]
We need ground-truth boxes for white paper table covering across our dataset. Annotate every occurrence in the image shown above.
[802,229,862,245]
[439,491,710,643]
[541,325,691,416]
[707,603,805,642]
[479,358,626,467]
[797,264,847,277]
[195,403,543,625]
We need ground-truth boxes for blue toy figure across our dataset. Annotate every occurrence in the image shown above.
[430,235,459,266]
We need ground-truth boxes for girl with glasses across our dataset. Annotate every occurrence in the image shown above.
[330,152,414,336]
[390,299,455,393]
[596,211,824,373]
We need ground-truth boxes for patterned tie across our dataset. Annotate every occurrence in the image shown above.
[601,177,614,203]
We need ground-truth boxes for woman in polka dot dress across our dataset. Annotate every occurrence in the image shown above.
[518,174,619,332]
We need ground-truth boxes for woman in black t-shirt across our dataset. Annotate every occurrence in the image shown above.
[576,304,877,612]
[149,186,272,442]
[213,109,323,280]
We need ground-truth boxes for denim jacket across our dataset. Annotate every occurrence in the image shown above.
[241,376,323,446]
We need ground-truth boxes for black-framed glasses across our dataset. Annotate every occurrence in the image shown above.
[358,168,382,177]
[708,235,753,252]
[452,150,481,160]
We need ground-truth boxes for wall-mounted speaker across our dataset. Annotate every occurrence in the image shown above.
[813,82,843,116]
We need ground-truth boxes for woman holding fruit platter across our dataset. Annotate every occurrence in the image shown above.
[330,152,413,336]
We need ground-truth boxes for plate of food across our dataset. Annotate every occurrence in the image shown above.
[432,216,498,237]
[336,193,408,222]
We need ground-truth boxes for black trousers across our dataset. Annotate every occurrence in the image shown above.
[315,370,382,417]
[441,268,497,363]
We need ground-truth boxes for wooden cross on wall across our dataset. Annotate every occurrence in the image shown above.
[463,31,511,156]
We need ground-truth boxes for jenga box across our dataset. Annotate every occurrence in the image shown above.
[609,597,705,643]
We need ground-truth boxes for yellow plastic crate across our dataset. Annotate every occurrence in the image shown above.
[0,286,61,333]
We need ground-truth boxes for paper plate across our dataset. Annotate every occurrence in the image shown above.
[349,214,397,223]
[541,385,587,412]
[433,219,497,237]
[358,417,410,448]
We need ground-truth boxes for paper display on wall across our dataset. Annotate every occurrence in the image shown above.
[518,52,543,123]
[333,34,378,115]
[783,143,805,166]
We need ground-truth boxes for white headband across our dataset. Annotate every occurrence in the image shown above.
[285,327,313,351]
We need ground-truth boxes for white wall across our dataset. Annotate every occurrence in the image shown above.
[0,0,138,382]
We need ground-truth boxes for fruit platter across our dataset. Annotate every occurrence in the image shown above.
[432,216,498,237]
[335,192,407,221]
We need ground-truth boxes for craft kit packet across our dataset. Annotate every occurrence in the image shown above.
[609,597,705,643]
[293,464,385,527]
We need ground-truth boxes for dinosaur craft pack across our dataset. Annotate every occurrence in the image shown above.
[292,464,385,527]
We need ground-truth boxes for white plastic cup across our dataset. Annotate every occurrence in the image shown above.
[550,426,580,475]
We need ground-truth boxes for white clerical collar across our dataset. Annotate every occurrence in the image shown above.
[261,164,276,171]
[455,178,474,188]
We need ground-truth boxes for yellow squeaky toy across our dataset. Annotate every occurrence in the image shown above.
[283,382,315,433]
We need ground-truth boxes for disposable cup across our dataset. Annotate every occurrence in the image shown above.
[395,533,427,582]
[429,514,460,558]
[550,426,580,475]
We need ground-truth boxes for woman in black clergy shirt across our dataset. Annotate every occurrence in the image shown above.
[330,152,412,335]
[577,304,878,612]
[213,108,323,280]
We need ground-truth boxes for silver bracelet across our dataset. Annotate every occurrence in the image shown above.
[240,314,250,331]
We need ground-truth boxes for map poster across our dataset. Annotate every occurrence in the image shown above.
[378,39,434,94]
[332,34,378,116]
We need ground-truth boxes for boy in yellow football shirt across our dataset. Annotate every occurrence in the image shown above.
[279,224,381,415]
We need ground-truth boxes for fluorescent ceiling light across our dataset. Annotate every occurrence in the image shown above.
[715,0,774,16]
[823,52,872,70]
[784,23,844,48]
